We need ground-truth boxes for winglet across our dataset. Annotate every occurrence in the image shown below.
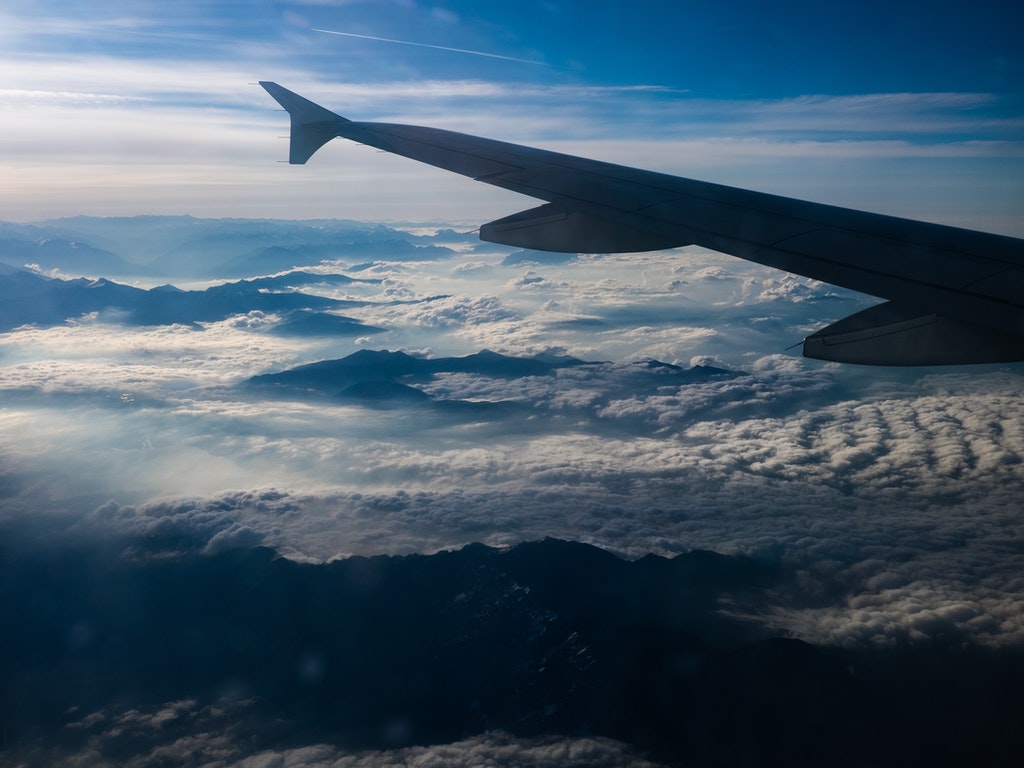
[259,81,350,164]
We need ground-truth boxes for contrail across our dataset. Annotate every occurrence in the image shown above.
[312,28,548,66]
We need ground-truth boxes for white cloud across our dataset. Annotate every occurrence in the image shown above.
[0,317,308,392]
[39,705,668,768]
[1,217,1023,652]
[3,353,1005,642]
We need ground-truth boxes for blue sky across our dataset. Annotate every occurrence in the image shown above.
[1,0,1022,229]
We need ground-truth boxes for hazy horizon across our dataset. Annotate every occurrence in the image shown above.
[2,2,1022,233]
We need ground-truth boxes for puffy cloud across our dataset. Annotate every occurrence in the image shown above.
[54,369,1024,647]
[36,696,666,768]
[0,315,311,392]
[366,294,522,329]
[240,732,666,768]
[2,218,1024,658]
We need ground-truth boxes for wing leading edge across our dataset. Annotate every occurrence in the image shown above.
[259,81,1024,365]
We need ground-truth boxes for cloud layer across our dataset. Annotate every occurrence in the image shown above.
[2,216,1024,766]
[1,222,1022,653]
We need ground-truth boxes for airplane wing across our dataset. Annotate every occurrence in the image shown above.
[259,81,1024,365]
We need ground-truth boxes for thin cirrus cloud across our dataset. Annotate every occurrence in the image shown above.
[312,27,550,66]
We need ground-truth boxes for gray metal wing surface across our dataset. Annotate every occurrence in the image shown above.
[260,81,1024,365]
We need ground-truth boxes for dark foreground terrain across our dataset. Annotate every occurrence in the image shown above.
[2,532,1022,766]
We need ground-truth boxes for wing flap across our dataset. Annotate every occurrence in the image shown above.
[480,203,691,253]
[963,269,1024,307]
[803,302,1024,365]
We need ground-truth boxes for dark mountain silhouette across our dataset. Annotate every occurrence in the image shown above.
[439,348,580,377]
[242,269,381,289]
[247,349,589,400]
[339,380,433,403]
[247,349,740,410]
[2,534,1021,766]
[0,269,377,332]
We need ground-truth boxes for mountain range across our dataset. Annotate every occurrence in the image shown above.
[3,535,1019,766]
[247,349,738,406]
[0,268,384,333]
[0,216,468,279]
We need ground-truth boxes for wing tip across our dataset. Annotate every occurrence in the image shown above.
[258,82,350,165]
